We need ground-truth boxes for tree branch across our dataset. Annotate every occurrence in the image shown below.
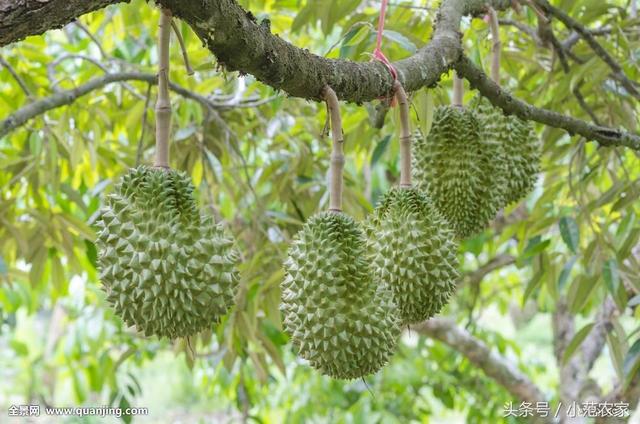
[0,0,126,46]
[499,18,543,45]
[0,71,220,138]
[0,55,33,98]
[1,0,638,152]
[581,298,616,372]
[461,254,516,289]
[413,318,552,421]
[533,0,640,100]
[154,0,510,102]
[455,56,640,151]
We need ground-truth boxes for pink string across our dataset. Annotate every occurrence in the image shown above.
[372,0,398,81]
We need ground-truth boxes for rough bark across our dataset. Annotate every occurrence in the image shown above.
[0,0,125,46]
[154,0,506,103]
[0,0,509,102]
[1,0,638,150]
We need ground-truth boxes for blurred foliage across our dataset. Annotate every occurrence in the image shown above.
[0,0,639,422]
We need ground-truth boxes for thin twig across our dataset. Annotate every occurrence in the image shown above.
[572,84,601,125]
[171,19,194,75]
[47,53,145,100]
[0,55,33,98]
[0,72,232,138]
[455,56,640,151]
[534,0,640,99]
[73,21,108,59]
[561,27,613,51]
[499,19,543,45]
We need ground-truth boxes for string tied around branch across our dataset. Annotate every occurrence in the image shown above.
[372,0,398,92]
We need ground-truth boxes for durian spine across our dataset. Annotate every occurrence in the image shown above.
[323,86,345,213]
[394,81,412,188]
[155,8,172,169]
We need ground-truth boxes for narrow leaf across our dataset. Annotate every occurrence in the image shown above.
[562,323,595,365]
[623,339,640,389]
[559,216,580,253]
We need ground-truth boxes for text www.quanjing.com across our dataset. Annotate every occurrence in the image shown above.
[44,406,148,418]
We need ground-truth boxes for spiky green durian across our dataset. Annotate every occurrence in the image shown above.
[472,96,540,205]
[413,105,504,238]
[281,211,400,379]
[367,187,459,325]
[96,166,239,339]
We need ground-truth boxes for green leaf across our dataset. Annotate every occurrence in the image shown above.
[84,240,98,269]
[370,134,391,166]
[603,259,620,293]
[568,274,600,313]
[341,23,370,47]
[174,124,197,141]
[523,269,544,304]
[617,227,640,262]
[607,330,625,379]
[623,339,640,389]
[561,323,595,365]
[10,340,29,356]
[559,216,580,253]
[521,238,551,259]
[557,256,577,291]
[414,89,435,137]
[382,30,417,53]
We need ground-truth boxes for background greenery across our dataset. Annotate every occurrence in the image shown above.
[0,0,639,422]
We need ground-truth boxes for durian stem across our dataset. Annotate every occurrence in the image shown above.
[488,7,501,84]
[322,86,345,213]
[393,81,412,188]
[452,72,464,107]
[155,9,172,169]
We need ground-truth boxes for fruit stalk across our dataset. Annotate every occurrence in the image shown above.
[322,86,344,213]
[452,72,464,107]
[394,81,412,188]
[488,7,501,84]
[155,9,172,168]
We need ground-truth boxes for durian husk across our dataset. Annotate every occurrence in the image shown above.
[281,211,400,379]
[367,186,459,325]
[96,166,240,339]
[472,95,540,205]
[412,105,505,238]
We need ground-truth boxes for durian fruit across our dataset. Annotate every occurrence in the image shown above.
[472,96,540,205]
[96,166,239,339]
[281,211,400,379]
[413,106,505,238]
[367,186,459,325]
